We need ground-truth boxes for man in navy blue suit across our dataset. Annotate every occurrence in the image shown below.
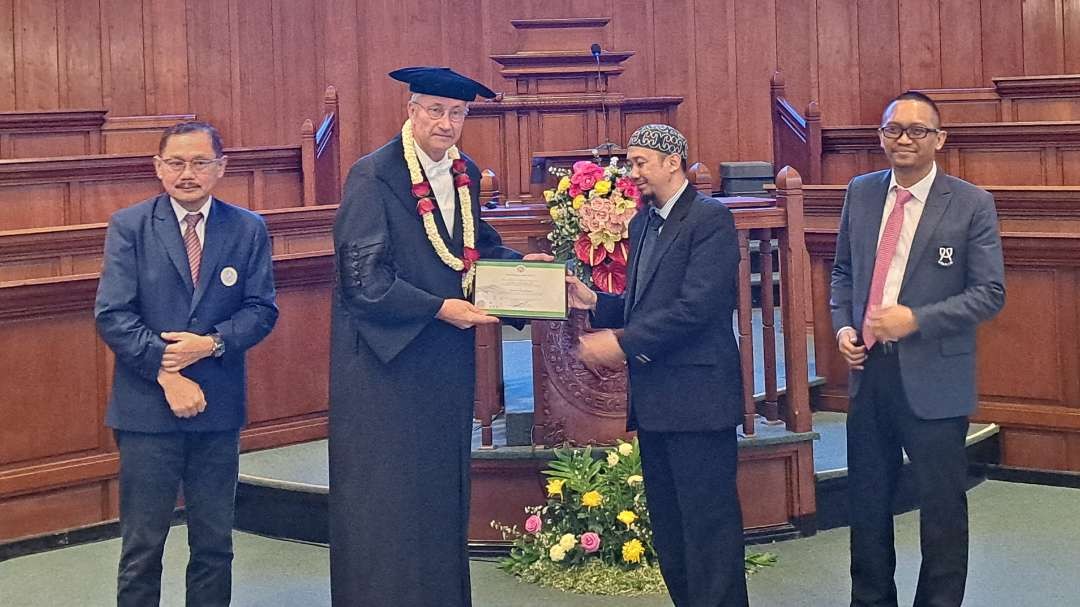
[95,121,278,606]
[831,92,1005,606]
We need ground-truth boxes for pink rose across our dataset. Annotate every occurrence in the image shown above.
[524,515,542,534]
[580,532,601,553]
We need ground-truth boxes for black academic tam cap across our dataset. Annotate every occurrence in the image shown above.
[389,66,496,102]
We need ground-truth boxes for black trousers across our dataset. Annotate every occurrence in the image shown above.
[638,428,748,607]
[114,429,240,607]
[847,348,970,607]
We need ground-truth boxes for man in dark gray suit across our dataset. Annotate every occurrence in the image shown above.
[830,91,1005,607]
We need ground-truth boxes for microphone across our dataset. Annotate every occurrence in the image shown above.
[590,43,602,61]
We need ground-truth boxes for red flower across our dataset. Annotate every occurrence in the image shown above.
[452,159,467,174]
[454,173,471,188]
[569,184,582,198]
[609,240,629,265]
[592,259,627,294]
[412,182,432,198]
[462,247,480,270]
[416,198,436,215]
[574,234,607,266]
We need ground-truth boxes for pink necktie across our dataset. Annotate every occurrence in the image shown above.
[183,212,203,285]
[862,188,912,350]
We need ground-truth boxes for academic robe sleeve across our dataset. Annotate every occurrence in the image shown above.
[334,161,446,364]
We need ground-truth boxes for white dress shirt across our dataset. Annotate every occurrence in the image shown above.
[876,162,936,307]
[414,143,456,234]
[654,178,689,233]
[171,196,213,246]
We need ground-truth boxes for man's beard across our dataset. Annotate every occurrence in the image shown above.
[640,192,658,207]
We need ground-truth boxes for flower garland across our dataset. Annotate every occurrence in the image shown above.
[401,119,478,296]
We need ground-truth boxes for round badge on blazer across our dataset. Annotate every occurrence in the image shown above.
[220,266,238,287]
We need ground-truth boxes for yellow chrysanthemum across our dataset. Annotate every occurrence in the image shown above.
[549,206,561,221]
[606,451,619,467]
[557,176,571,193]
[558,533,576,550]
[592,179,612,196]
[627,474,644,486]
[618,442,633,457]
[617,510,638,527]
[581,490,603,508]
[572,194,586,210]
[547,478,565,497]
[622,539,645,563]
[543,189,556,203]
[549,544,567,562]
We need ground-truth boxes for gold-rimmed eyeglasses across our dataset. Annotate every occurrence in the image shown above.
[155,157,224,174]
[411,102,469,123]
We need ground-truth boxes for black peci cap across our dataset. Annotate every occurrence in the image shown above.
[389,66,496,101]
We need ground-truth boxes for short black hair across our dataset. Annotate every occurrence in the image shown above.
[882,91,942,128]
[158,121,225,157]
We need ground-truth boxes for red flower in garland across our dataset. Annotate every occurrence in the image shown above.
[412,182,432,198]
[416,198,436,215]
[452,159,467,174]
[462,247,480,270]
[454,173,471,188]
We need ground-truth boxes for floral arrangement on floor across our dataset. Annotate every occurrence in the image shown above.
[492,439,777,596]
[543,158,641,294]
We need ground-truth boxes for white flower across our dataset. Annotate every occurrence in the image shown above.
[627,474,644,486]
[607,451,619,467]
[558,533,576,550]
[549,544,567,562]
[618,443,633,457]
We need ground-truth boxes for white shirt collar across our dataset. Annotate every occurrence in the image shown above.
[654,178,689,220]
[888,162,937,203]
[170,196,213,223]
[413,142,452,175]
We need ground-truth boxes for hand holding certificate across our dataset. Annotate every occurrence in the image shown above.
[472,260,568,319]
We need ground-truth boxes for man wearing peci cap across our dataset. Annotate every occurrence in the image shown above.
[566,124,749,606]
[328,66,549,606]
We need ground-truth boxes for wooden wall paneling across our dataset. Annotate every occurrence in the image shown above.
[775,0,817,117]
[57,0,103,110]
[99,0,148,116]
[960,149,1046,185]
[939,0,983,87]
[0,0,14,111]
[0,312,102,466]
[816,0,861,126]
[694,0,739,171]
[77,179,163,225]
[14,0,59,110]
[1067,0,1080,73]
[0,484,109,540]
[143,0,189,116]
[185,0,233,144]
[897,0,942,91]
[356,0,409,158]
[980,0,1024,81]
[733,0,775,162]
[0,184,67,230]
[101,114,199,155]
[856,0,901,126]
[236,0,277,147]
[321,0,362,180]
[610,0,654,99]
[1022,0,1066,75]
[274,0,322,146]
[8,132,92,159]
[1063,150,1080,184]
[653,0,697,159]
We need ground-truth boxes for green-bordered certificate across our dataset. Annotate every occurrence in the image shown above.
[473,260,568,320]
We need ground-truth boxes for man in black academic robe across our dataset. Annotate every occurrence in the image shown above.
[328,67,541,607]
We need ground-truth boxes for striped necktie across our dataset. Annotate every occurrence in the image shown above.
[862,187,912,350]
[183,212,203,285]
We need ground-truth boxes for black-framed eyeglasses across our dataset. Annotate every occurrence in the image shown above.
[879,124,941,140]
[410,102,469,123]
[156,156,224,174]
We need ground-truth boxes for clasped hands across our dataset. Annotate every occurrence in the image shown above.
[157,331,215,418]
[837,304,919,370]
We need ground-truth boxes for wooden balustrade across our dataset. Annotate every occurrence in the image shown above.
[919,74,1080,123]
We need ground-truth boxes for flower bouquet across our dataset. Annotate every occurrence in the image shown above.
[492,439,777,596]
[543,158,641,294]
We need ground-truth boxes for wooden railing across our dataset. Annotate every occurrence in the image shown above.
[770,71,1080,186]
[0,109,197,159]
[919,74,1080,123]
[301,86,340,207]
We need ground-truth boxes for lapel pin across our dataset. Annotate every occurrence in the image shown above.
[937,247,954,267]
[220,266,238,287]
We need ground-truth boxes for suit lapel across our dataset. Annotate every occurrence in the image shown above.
[900,173,952,294]
[190,199,227,313]
[631,187,695,309]
[623,212,648,321]
[151,194,195,293]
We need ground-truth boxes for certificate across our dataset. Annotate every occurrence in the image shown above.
[473,260,568,320]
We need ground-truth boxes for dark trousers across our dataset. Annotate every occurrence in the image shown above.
[114,429,240,607]
[847,348,970,607]
[638,428,748,607]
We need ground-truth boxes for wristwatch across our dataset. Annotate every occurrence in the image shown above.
[209,333,225,358]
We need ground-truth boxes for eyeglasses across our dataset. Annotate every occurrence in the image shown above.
[879,124,941,140]
[411,102,469,123]
[156,157,224,174]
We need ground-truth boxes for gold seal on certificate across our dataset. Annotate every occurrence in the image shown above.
[472,260,568,320]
